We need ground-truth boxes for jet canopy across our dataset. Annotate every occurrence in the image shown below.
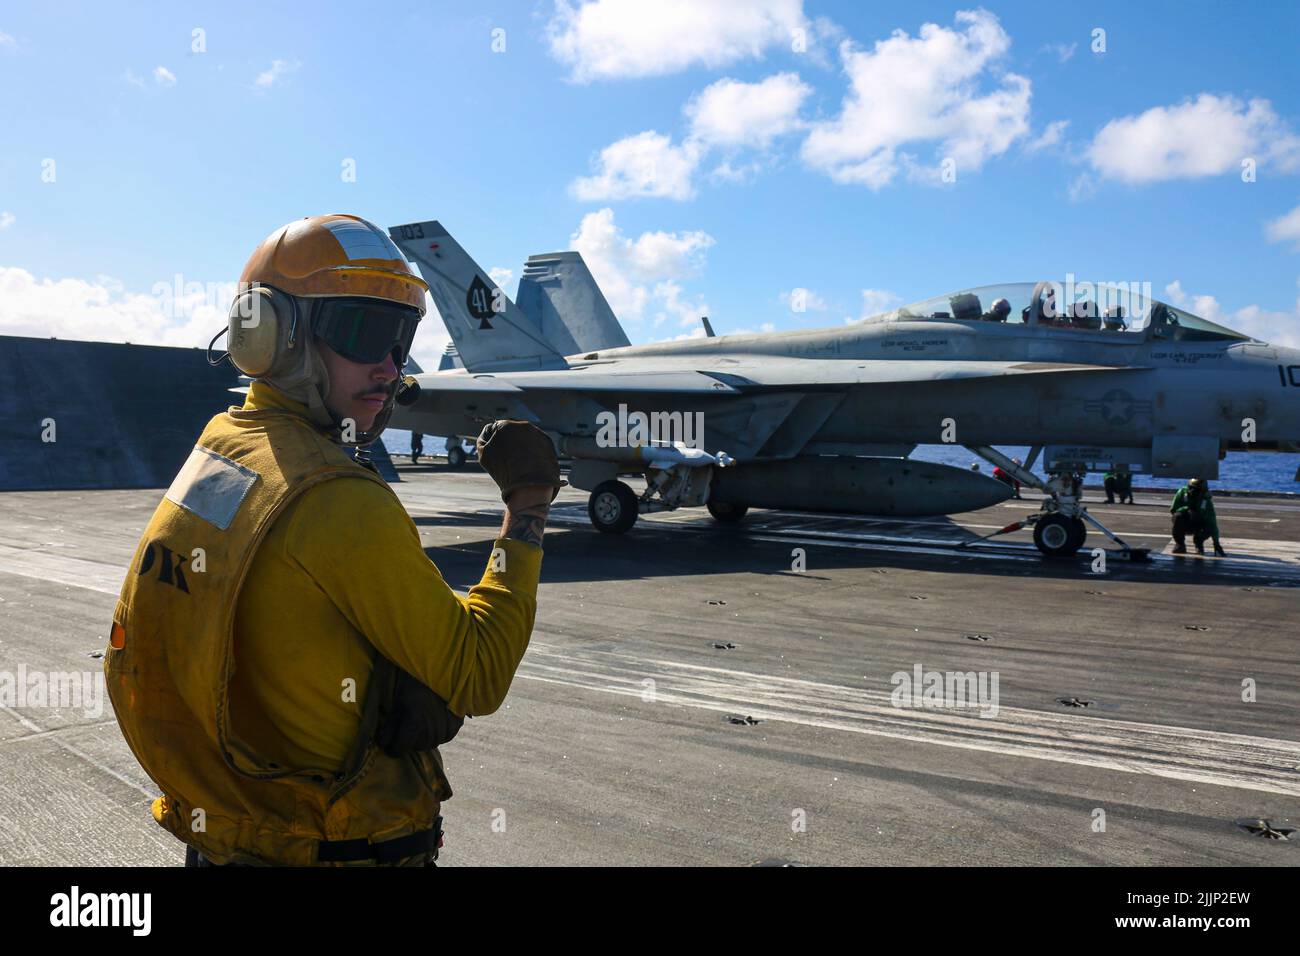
[882,282,1251,343]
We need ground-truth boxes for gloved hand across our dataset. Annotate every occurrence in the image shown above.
[376,667,465,756]
[476,420,563,502]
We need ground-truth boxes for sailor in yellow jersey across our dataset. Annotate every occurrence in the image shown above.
[104,215,561,866]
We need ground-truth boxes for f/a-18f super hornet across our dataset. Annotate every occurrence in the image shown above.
[388,219,1300,558]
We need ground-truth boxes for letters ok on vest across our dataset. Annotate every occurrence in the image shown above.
[105,404,450,865]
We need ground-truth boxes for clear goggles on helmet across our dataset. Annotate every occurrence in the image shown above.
[312,297,421,367]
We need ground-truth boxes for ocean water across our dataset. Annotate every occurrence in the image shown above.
[384,430,1300,495]
[910,445,1300,494]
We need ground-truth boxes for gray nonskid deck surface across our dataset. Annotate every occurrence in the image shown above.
[1,470,1296,865]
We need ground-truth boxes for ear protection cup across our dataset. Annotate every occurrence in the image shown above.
[227,285,302,378]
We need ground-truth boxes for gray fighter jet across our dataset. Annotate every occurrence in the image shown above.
[389,220,1300,558]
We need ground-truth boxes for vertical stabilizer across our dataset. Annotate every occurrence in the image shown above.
[389,221,566,372]
[516,251,631,355]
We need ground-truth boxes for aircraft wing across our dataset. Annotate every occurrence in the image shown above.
[413,368,742,394]
[691,358,1147,390]
[404,359,1148,460]
[415,358,1145,394]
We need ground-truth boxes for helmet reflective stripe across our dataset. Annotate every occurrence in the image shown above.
[239,215,428,315]
[323,219,411,264]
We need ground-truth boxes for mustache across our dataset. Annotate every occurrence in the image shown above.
[354,384,392,400]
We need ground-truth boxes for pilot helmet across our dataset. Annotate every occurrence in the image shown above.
[991,297,1011,318]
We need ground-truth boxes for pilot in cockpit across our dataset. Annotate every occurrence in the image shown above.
[1068,300,1100,330]
[1150,303,1180,338]
[980,297,1011,322]
[1039,288,1060,325]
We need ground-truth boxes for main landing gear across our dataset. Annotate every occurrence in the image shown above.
[588,480,640,534]
[582,447,736,535]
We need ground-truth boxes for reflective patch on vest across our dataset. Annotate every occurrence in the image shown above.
[164,446,260,531]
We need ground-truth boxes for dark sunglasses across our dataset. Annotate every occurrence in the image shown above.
[313,297,421,366]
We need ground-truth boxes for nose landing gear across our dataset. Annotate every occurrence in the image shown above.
[964,445,1150,561]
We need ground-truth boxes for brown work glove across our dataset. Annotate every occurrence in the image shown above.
[476,420,563,502]
[376,667,465,755]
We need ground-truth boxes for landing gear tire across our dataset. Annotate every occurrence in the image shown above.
[1066,516,1087,553]
[706,500,748,523]
[446,445,466,469]
[589,480,639,534]
[1034,513,1085,558]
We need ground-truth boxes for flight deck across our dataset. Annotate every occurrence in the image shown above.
[1,467,1295,866]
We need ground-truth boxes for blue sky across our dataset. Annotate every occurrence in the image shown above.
[2,0,1300,367]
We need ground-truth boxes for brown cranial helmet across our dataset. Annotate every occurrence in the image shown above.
[225,215,428,446]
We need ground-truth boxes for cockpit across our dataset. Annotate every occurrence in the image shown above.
[877,281,1252,343]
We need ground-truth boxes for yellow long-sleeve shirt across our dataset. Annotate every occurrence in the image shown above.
[227,382,541,773]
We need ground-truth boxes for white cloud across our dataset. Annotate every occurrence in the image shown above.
[0,31,16,49]
[410,294,450,371]
[797,15,847,70]
[0,211,13,230]
[860,288,900,317]
[1164,279,1300,348]
[1226,301,1300,349]
[568,208,713,328]
[1067,172,1096,203]
[801,9,1031,189]
[570,130,703,201]
[1044,41,1076,63]
[1025,119,1069,154]
[254,59,300,90]
[1265,203,1300,251]
[546,0,807,82]
[124,69,146,89]
[709,158,766,184]
[153,66,176,87]
[685,73,812,149]
[625,228,715,279]
[488,267,514,291]
[651,279,710,327]
[723,321,777,336]
[0,265,466,375]
[0,268,226,347]
[659,326,709,343]
[779,288,827,312]
[1087,94,1300,183]
[574,70,809,199]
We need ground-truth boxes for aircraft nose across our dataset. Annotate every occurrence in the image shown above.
[1279,348,1300,443]
[1281,348,1300,381]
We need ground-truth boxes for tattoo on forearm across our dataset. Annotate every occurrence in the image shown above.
[503,504,548,547]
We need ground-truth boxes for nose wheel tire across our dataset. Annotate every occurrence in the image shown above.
[588,480,639,534]
[706,500,748,523]
[446,445,466,469]
[1067,516,1087,553]
[1034,513,1087,557]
